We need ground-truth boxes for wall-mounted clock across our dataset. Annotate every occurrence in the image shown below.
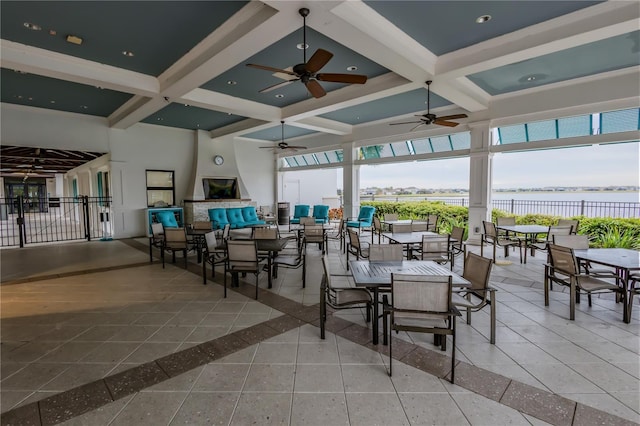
[213,155,224,165]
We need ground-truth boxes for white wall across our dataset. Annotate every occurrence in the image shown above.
[278,168,339,208]
[0,103,276,238]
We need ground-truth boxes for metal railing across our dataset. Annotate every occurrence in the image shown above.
[0,196,113,247]
[360,196,639,218]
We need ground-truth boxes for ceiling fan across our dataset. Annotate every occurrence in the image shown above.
[246,8,368,99]
[259,121,308,152]
[390,80,468,131]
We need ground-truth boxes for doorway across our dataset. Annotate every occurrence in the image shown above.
[4,178,48,213]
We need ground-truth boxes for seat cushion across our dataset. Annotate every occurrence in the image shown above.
[293,205,310,218]
[242,206,259,222]
[208,208,229,229]
[312,205,329,223]
[227,208,246,228]
[156,211,178,228]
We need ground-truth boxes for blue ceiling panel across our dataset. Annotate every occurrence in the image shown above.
[242,124,317,141]
[468,31,640,95]
[1,68,132,117]
[142,104,245,131]
[320,88,451,125]
[364,1,602,55]
[0,1,248,76]
[202,27,389,107]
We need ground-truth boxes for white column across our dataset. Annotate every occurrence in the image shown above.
[342,141,360,219]
[54,174,64,197]
[466,121,493,245]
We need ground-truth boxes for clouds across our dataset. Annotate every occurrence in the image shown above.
[357,142,639,189]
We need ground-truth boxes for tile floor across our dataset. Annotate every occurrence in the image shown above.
[0,231,638,425]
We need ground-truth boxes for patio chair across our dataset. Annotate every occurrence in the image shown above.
[304,223,326,254]
[528,225,572,258]
[418,234,452,269]
[391,223,412,233]
[191,220,212,230]
[449,226,466,267]
[224,239,266,300]
[626,273,639,323]
[496,217,517,241]
[385,213,399,222]
[372,216,384,244]
[452,253,496,344]
[551,234,618,282]
[480,221,522,263]
[411,221,428,232]
[369,244,404,262]
[326,219,345,253]
[383,274,460,381]
[149,222,164,262]
[253,227,278,240]
[289,204,310,230]
[202,231,227,283]
[544,244,626,321]
[273,236,306,287]
[346,228,370,270]
[557,219,579,234]
[346,206,376,235]
[162,227,189,269]
[320,254,372,339]
[312,204,330,224]
[426,214,439,232]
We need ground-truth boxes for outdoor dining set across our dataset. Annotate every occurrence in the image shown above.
[148,205,639,381]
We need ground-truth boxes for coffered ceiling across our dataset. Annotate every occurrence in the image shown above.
[1,0,639,154]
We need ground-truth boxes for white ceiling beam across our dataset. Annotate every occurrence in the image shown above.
[209,118,272,139]
[0,39,158,97]
[288,116,353,135]
[436,1,640,79]
[180,88,280,122]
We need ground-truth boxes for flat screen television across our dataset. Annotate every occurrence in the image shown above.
[203,178,239,199]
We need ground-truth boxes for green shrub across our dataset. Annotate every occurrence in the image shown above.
[361,201,639,250]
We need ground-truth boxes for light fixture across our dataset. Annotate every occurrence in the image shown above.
[347,66,358,71]
[475,15,491,24]
[23,22,41,30]
[49,29,57,35]
[156,117,163,121]
[275,94,284,98]
[226,80,237,85]
[80,105,88,109]
[66,35,83,45]
[122,51,134,57]
[50,100,56,104]
[519,73,547,83]
[296,43,308,50]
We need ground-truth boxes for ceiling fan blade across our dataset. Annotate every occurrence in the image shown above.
[433,119,459,127]
[305,79,326,98]
[389,121,422,126]
[316,73,367,84]
[285,145,308,150]
[410,123,426,132]
[305,49,333,73]
[437,114,468,121]
[246,63,297,76]
[259,146,276,149]
[259,79,299,93]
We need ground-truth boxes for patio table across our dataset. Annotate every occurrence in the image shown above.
[496,224,549,263]
[349,260,469,345]
[574,248,640,323]
[381,231,439,259]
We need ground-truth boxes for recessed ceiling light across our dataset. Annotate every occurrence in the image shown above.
[157,117,163,121]
[227,113,232,115]
[49,29,57,36]
[23,22,41,30]
[346,66,358,71]
[296,43,309,50]
[275,94,284,98]
[80,105,88,109]
[196,124,200,127]
[519,73,547,83]
[475,15,491,24]
[15,95,23,99]
[227,80,237,85]
[14,70,27,74]
[122,51,134,57]
[50,100,56,104]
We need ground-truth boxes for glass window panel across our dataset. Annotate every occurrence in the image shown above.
[449,132,470,150]
[336,150,344,162]
[388,141,411,156]
[429,136,452,152]
[147,190,174,207]
[557,115,590,138]
[146,171,174,187]
[527,120,556,141]
[498,125,526,144]
[300,154,317,165]
[411,137,433,154]
[315,153,330,164]
[359,145,382,159]
[601,108,639,134]
[283,158,295,167]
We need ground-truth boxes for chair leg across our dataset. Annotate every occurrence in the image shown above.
[202,257,207,285]
[450,319,456,384]
[366,302,371,323]
[587,293,592,307]
[223,268,228,298]
[388,322,393,377]
[162,248,165,269]
[490,290,496,345]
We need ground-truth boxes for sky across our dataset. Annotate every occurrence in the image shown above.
[354,141,639,190]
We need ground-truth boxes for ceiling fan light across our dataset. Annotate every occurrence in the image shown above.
[347,66,358,71]
[23,22,41,30]
[296,43,308,50]
[275,94,284,98]
[475,15,491,24]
